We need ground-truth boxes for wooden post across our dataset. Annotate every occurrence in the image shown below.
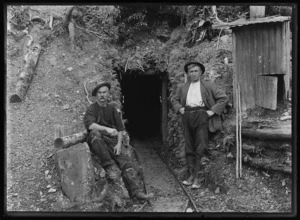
[236,86,239,179]
[10,43,42,102]
[238,83,242,178]
[161,73,168,143]
[250,6,265,20]
[232,31,237,110]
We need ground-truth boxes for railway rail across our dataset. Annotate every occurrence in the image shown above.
[132,139,203,212]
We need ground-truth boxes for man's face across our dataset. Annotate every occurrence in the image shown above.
[96,86,109,103]
[188,65,202,82]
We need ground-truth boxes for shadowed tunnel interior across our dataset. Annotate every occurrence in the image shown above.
[119,72,162,139]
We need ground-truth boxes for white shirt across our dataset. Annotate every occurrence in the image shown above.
[186,80,204,107]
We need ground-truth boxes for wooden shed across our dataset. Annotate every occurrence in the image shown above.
[213,16,291,110]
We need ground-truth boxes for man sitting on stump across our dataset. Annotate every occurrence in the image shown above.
[83,80,154,201]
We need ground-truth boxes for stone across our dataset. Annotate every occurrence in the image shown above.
[63,104,70,110]
[220,35,229,43]
[282,112,289,116]
[55,143,97,203]
[49,57,57,66]
[214,187,220,194]
[40,93,49,99]
[67,67,73,71]
[280,116,292,121]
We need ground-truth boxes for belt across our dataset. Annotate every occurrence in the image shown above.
[185,106,207,112]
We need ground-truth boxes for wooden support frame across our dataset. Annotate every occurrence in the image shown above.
[161,72,168,143]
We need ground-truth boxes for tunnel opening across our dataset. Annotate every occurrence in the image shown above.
[117,70,168,140]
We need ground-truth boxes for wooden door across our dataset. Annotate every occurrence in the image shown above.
[255,75,278,110]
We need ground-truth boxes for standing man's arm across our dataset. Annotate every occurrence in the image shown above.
[209,82,229,115]
[172,86,185,115]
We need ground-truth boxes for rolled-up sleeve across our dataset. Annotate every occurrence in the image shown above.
[83,105,97,130]
[113,107,125,132]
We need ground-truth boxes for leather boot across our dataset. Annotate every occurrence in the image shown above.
[135,192,154,200]
[182,169,194,186]
[191,172,201,189]
[105,164,120,180]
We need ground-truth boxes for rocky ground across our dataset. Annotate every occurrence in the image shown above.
[6,5,293,215]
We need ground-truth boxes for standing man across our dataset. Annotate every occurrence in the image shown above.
[172,59,229,189]
[83,80,154,200]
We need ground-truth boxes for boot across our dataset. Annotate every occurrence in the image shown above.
[191,172,201,189]
[105,164,120,180]
[135,192,154,200]
[182,169,194,186]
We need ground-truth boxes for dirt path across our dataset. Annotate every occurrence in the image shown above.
[132,138,187,212]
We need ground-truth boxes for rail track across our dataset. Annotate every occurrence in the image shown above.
[132,139,203,212]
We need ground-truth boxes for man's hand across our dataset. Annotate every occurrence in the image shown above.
[179,107,185,115]
[113,143,122,155]
[206,110,215,117]
[106,128,118,136]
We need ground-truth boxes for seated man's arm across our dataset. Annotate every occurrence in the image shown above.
[83,105,118,136]
[113,106,125,155]
[113,131,123,155]
[89,123,118,136]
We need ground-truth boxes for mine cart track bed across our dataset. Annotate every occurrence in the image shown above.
[132,138,202,212]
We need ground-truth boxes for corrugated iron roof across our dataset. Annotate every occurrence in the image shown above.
[212,16,290,29]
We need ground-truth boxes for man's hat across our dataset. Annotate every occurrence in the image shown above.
[184,59,205,74]
[91,81,111,96]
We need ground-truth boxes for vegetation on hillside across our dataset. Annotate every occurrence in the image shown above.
[8,4,292,168]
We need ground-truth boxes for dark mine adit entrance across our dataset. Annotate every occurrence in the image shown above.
[118,70,168,141]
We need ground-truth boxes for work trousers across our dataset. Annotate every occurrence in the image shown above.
[182,107,209,177]
[87,129,142,197]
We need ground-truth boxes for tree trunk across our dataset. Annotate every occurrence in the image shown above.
[54,131,88,149]
[241,126,291,141]
[250,6,265,20]
[10,43,41,102]
[230,124,291,141]
[54,125,65,140]
[244,155,291,174]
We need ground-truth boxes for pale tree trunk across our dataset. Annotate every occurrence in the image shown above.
[10,43,41,102]
[54,131,88,149]
[250,6,265,20]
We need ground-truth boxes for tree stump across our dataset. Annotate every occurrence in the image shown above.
[55,142,108,203]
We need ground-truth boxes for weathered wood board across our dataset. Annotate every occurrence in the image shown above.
[256,75,278,110]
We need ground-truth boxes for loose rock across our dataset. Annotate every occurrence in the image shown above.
[280,116,291,121]
[63,104,70,110]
